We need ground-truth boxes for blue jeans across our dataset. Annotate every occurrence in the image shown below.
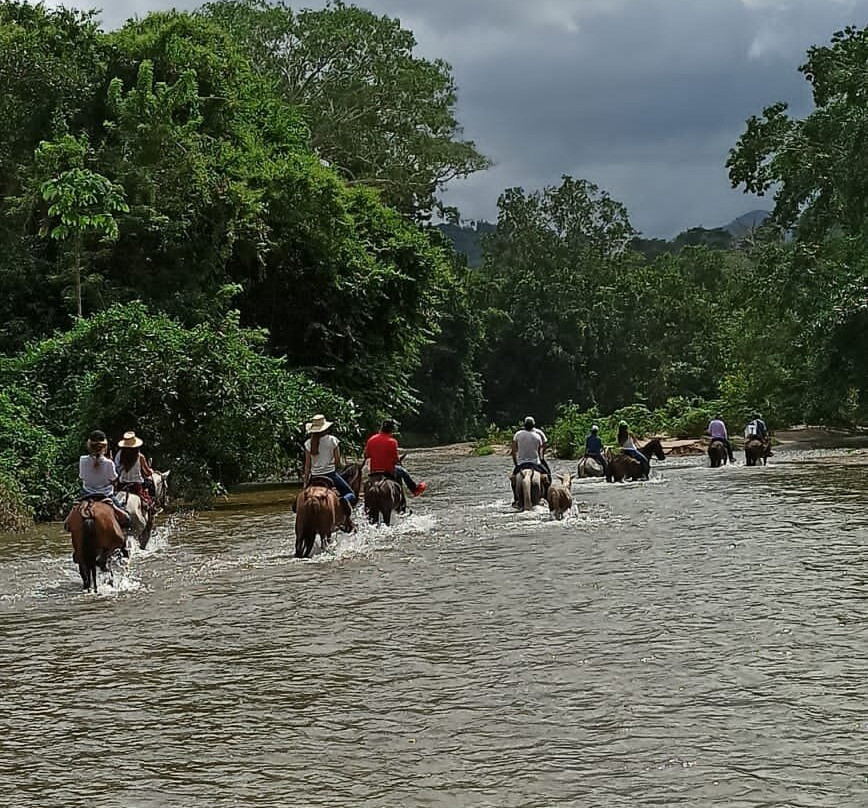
[322,471,355,505]
[394,465,418,493]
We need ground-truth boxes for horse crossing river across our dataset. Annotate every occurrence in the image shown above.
[1,445,866,807]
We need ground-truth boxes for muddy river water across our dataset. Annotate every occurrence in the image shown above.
[1,447,866,807]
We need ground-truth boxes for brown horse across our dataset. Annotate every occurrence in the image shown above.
[745,438,771,466]
[546,473,573,520]
[364,473,404,526]
[66,499,127,592]
[708,440,728,468]
[606,438,666,482]
[293,477,344,558]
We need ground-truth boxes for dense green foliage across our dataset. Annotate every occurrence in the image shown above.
[1,304,356,515]
[0,4,865,526]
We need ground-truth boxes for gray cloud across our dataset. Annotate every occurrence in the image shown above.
[39,0,868,235]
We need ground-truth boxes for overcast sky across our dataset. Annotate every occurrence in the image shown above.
[37,0,868,236]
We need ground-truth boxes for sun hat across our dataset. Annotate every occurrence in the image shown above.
[591,424,599,432]
[118,431,144,448]
[87,429,107,445]
[305,414,333,434]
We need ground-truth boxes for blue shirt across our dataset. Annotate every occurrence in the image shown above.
[585,434,603,454]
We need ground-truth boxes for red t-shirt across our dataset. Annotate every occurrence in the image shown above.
[365,432,399,473]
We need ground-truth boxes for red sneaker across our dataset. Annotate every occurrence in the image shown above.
[412,481,428,497]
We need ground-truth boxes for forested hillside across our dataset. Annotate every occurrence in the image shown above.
[0,1,865,527]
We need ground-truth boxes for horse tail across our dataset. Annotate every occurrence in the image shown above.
[521,470,532,510]
[82,510,99,591]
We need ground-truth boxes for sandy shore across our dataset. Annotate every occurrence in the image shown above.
[407,426,868,463]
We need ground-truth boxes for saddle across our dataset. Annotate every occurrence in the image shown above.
[307,475,336,489]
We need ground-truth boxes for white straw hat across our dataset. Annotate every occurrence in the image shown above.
[305,414,333,434]
[117,431,144,449]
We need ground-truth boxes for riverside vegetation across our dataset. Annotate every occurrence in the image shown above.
[0,1,865,527]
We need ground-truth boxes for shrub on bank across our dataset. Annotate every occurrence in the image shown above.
[1,303,358,515]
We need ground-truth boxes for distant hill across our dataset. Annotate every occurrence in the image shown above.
[435,221,495,267]
[723,209,771,237]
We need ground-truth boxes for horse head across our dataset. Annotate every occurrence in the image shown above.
[152,469,171,509]
[643,438,667,461]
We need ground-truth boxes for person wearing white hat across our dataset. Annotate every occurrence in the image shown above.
[303,415,356,524]
[114,431,155,505]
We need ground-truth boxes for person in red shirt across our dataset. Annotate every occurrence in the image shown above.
[364,419,427,496]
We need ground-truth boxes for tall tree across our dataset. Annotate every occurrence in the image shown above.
[198,0,489,217]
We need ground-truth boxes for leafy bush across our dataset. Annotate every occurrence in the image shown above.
[1,302,357,512]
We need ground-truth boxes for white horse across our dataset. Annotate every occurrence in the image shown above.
[117,469,170,550]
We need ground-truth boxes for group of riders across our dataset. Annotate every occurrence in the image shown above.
[74,429,158,530]
[509,410,772,499]
[510,416,653,490]
[302,414,428,530]
[71,409,771,535]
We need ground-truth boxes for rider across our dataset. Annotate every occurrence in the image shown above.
[583,424,609,475]
[511,416,547,477]
[114,431,155,507]
[744,412,772,454]
[533,422,552,478]
[303,414,357,529]
[364,419,428,496]
[76,430,130,527]
[707,414,736,463]
[617,420,650,479]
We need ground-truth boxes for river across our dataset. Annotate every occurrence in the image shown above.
[1,447,866,807]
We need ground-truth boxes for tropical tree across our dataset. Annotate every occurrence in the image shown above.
[198,0,490,217]
[37,136,128,317]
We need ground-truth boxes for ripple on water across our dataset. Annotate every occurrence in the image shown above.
[0,448,866,807]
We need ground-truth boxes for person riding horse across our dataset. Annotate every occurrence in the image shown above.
[114,431,156,507]
[364,419,428,498]
[75,430,130,528]
[617,421,650,479]
[583,424,609,475]
[303,415,356,531]
[707,414,736,463]
[511,416,549,506]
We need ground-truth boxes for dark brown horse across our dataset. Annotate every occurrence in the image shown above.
[338,463,363,503]
[364,473,404,526]
[708,440,728,468]
[744,438,771,467]
[66,499,127,592]
[293,478,343,558]
[606,438,666,482]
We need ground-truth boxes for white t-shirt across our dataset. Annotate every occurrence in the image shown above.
[115,452,144,483]
[305,434,339,475]
[79,454,118,495]
[513,429,543,464]
[534,428,548,448]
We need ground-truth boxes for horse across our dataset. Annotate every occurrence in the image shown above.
[511,468,548,511]
[708,440,728,468]
[293,477,345,558]
[546,473,573,520]
[337,462,363,503]
[364,473,404,526]
[115,468,170,550]
[66,499,127,592]
[606,438,666,483]
[576,456,605,478]
[744,438,770,467]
